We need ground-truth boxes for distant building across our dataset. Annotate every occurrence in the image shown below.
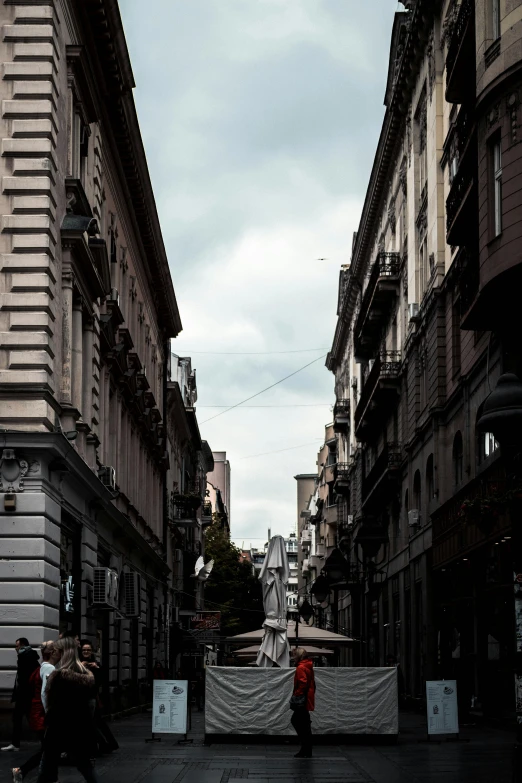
[207,451,231,533]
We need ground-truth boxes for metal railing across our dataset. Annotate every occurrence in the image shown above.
[446,0,473,79]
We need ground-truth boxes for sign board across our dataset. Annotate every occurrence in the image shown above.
[426,680,459,735]
[152,680,188,734]
[190,611,221,631]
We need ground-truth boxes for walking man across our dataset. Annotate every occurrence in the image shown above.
[1,638,40,753]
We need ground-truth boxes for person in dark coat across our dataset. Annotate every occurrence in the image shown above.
[80,641,118,754]
[35,636,99,783]
[1,637,40,753]
[12,641,58,782]
[290,647,315,759]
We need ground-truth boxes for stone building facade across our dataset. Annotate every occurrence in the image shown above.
[0,0,211,718]
[325,0,518,719]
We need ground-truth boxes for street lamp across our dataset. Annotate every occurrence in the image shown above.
[477,372,522,782]
[323,548,349,584]
[298,598,314,624]
[310,574,330,604]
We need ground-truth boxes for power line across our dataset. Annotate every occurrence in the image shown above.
[198,404,331,409]
[200,354,328,425]
[238,440,324,460]
[173,348,328,355]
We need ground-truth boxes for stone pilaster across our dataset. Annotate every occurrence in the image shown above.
[0,1,61,431]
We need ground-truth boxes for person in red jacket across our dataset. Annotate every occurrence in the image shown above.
[290,647,315,758]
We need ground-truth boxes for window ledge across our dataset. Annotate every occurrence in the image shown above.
[485,39,501,69]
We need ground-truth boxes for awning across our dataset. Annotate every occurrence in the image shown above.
[226,621,355,646]
[233,644,334,658]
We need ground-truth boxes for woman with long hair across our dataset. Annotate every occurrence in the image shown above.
[36,636,99,783]
[80,640,118,754]
[290,647,315,758]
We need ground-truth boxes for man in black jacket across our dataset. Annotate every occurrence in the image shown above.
[1,638,39,752]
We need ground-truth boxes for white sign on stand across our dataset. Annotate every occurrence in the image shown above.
[152,680,188,734]
[426,680,459,736]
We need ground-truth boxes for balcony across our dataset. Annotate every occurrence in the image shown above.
[301,529,312,548]
[302,558,310,576]
[337,500,353,551]
[169,491,202,527]
[354,252,401,359]
[354,351,402,440]
[334,462,351,496]
[323,503,338,527]
[456,247,479,319]
[362,442,402,512]
[445,0,475,104]
[446,158,477,246]
[201,500,213,527]
[309,544,325,571]
[333,399,350,432]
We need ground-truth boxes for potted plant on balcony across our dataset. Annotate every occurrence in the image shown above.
[172,491,202,511]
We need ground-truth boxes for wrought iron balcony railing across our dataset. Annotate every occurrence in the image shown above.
[446,0,473,82]
[355,253,401,357]
[355,352,402,437]
[446,159,473,238]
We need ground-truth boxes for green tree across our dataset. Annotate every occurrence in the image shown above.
[204,521,263,635]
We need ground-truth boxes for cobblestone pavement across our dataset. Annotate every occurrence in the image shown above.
[0,709,513,783]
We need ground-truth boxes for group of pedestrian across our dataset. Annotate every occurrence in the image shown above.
[1,634,118,783]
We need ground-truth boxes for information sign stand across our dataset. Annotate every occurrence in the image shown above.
[425,680,465,743]
[146,680,191,744]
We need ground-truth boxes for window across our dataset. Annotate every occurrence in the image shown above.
[413,470,421,517]
[452,299,461,377]
[492,138,502,236]
[492,0,500,41]
[480,431,499,462]
[416,97,428,198]
[453,431,464,486]
[426,454,434,503]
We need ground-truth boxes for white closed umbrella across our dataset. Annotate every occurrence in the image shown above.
[256,535,290,668]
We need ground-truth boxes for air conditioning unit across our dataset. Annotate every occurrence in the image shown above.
[347,515,354,528]
[123,571,141,618]
[174,549,183,564]
[92,568,118,609]
[408,509,421,527]
[408,303,420,321]
[98,465,116,491]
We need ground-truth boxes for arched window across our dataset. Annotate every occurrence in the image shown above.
[413,470,421,514]
[426,454,434,504]
[453,431,463,486]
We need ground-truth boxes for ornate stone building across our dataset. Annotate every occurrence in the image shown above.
[326,0,518,719]
[0,0,211,717]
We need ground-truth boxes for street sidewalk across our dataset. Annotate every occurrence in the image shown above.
[0,709,513,783]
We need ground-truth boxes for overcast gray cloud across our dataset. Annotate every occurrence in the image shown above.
[120,0,397,547]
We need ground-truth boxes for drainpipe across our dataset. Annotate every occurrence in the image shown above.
[162,338,170,670]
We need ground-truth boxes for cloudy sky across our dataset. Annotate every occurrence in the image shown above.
[120,0,397,548]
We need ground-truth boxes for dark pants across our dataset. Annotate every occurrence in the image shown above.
[19,731,45,778]
[94,709,118,754]
[11,700,29,747]
[291,708,312,755]
[36,748,99,783]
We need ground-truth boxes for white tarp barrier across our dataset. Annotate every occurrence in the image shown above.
[205,667,398,736]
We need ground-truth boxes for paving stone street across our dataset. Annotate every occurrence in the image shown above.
[0,710,513,783]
